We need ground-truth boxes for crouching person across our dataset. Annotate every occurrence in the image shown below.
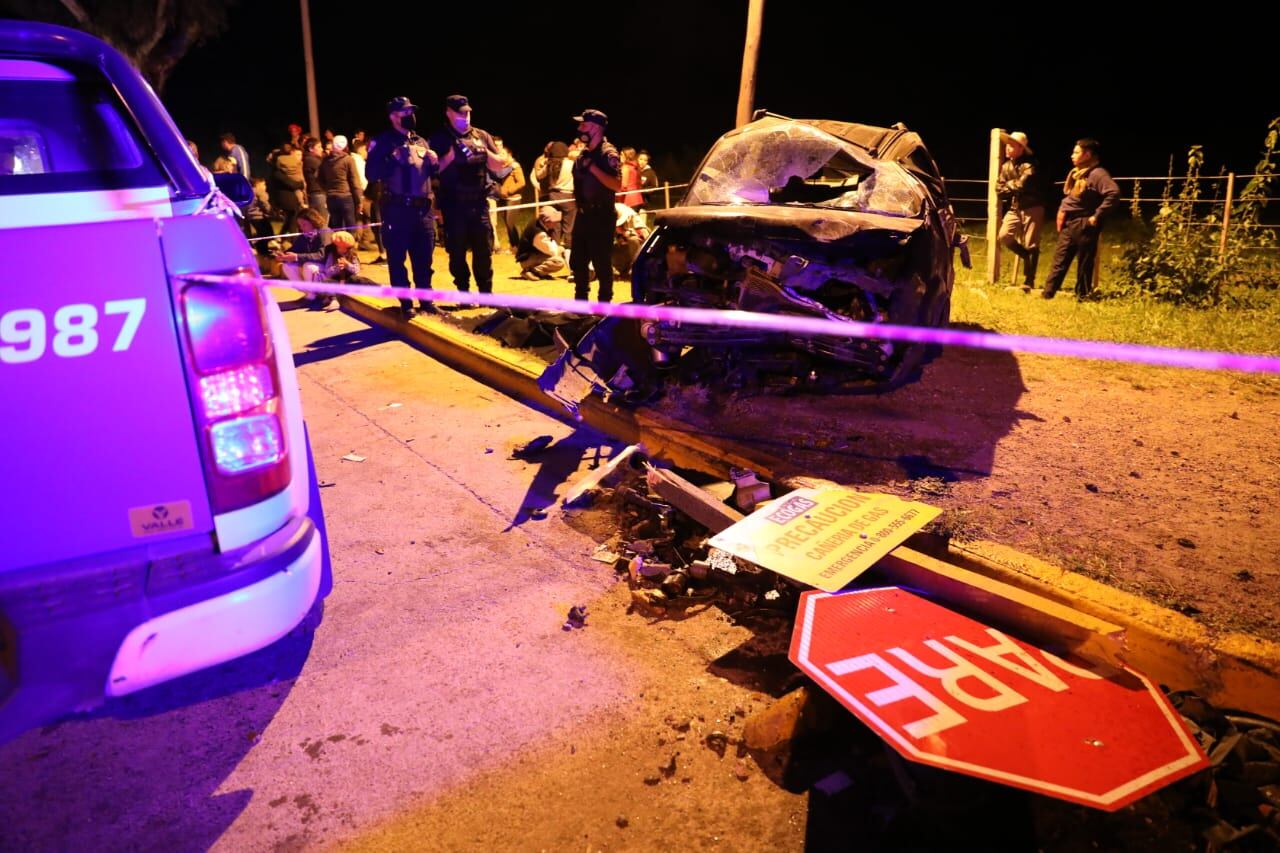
[276,207,328,302]
[314,230,374,310]
[516,206,566,280]
[612,202,649,281]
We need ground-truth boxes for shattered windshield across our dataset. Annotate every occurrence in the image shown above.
[686,122,923,217]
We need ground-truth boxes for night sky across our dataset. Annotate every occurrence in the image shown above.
[162,1,1275,200]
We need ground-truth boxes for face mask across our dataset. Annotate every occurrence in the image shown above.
[400,113,417,131]
[452,115,470,133]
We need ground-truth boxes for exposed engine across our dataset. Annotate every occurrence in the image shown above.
[636,228,922,392]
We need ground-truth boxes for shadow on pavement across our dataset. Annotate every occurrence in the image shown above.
[506,427,622,529]
[293,326,396,367]
[0,617,317,851]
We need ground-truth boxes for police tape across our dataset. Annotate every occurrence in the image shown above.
[248,183,690,243]
[177,271,1280,376]
[248,221,380,244]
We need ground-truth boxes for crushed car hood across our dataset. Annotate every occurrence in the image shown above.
[654,204,922,243]
[676,116,935,243]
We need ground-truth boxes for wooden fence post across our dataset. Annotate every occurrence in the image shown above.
[987,128,1002,284]
[1220,172,1235,260]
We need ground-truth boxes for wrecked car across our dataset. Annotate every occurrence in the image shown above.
[630,113,967,392]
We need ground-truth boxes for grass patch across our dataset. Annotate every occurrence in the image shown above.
[954,227,1280,357]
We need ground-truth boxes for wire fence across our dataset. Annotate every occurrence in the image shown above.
[945,172,1280,249]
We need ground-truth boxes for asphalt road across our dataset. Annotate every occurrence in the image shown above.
[0,291,806,851]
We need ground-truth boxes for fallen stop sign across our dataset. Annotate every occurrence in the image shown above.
[790,587,1208,811]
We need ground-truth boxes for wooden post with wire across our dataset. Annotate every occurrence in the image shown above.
[1220,172,1235,260]
[986,128,1002,284]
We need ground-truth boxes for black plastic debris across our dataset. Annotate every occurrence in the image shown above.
[511,435,554,460]
[563,605,588,631]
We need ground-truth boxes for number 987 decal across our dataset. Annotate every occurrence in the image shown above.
[1,299,146,364]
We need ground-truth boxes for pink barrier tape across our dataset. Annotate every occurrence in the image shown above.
[248,221,381,243]
[251,183,693,242]
[180,272,1280,376]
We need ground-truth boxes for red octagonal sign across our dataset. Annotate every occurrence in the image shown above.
[790,587,1208,811]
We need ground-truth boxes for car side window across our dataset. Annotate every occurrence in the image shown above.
[0,58,166,195]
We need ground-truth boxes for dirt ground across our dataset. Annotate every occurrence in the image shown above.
[653,339,1280,641]
[353,247,1280,641]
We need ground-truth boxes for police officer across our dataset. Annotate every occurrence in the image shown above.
[364,96,438,317]
[428,95,512,295]
[569,109,622,302]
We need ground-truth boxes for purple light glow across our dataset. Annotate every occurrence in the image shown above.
[211,413,282,474]
[199,363,272,419]
[182,282,265,374]
[181,273,1280,376]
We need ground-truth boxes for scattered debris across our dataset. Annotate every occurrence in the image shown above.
[615,815,629,829]
[813,770,855,797]
[743,687,819,751]
[562,444,644,507]
[591,543,621,564]
[729,468,772,512]
[341,453,366,462]
[1177,537,1198,549]
[524,507,548,520]
[1085,482,1100,493]
[563,605,588,631]
[511,435,554,460]
[645,464,744,533]
[379,402,403,410]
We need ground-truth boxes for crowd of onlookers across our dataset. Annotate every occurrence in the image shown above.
[186,123,663,302]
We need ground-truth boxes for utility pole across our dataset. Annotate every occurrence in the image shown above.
[735,0,765,127]
[301,0,320,139]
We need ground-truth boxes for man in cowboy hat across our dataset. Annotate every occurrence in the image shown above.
[996,130,1046,292]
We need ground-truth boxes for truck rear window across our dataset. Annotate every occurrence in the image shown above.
[0,58,167,195]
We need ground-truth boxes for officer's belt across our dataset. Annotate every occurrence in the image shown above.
[383,193,431,208]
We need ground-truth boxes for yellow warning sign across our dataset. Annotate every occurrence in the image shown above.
[707,488,940,592]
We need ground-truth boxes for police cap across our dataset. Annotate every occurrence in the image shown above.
[445,94,471,113]
[573,109,608,127]
[386,96,417,114]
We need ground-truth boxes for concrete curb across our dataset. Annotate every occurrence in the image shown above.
[338,292,1280,720]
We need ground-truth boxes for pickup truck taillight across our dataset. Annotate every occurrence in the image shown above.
[181,278,290,514]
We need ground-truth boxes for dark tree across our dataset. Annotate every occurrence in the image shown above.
[0,0,235,91]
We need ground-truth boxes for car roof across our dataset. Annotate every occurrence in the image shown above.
[0,18,209,199]
[744,113,949,204]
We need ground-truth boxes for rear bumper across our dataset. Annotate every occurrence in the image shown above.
[0,515,322,742]
[106,528,322,696]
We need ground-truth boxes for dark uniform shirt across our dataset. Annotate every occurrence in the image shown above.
[365,128,437,200]
[428,125,507,208]
[1058,165,1120,222]
[573,140,621,212]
